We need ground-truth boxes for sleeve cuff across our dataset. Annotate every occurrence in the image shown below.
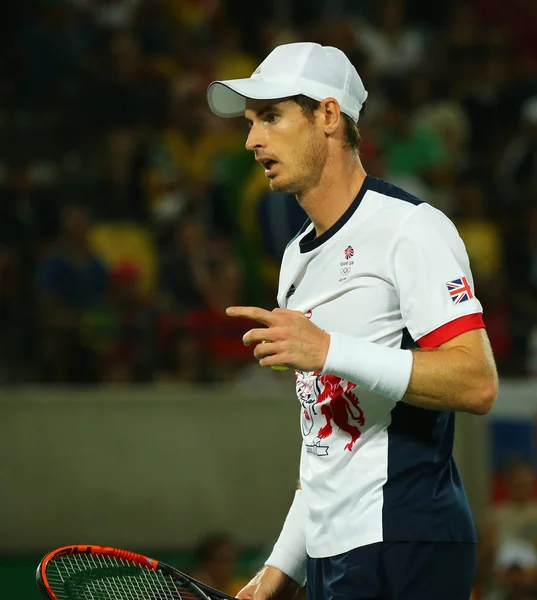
[417,313,485,349]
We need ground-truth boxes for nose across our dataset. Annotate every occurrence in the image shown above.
[245,122,265,152]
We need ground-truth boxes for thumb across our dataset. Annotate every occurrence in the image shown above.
[236,583,255,600]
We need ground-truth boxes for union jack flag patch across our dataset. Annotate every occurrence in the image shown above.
[344,245,354,260]
[446,276,474,304]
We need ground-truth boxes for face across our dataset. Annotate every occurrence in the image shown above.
[205,540,237,581]
[244,98,327,194]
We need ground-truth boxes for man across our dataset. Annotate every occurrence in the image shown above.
[206,42,498,600]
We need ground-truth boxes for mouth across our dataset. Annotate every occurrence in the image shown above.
[259,159,278,177]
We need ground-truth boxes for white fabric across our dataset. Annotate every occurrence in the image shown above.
[357,24,424,77]
[496,539,537,569]
[207,42,368,122]
[386,198,482,340]
[277,185,483,558]
[264,490,307,586]
[323,332,413,402]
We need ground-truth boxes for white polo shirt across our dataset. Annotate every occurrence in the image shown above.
[277,175,483,558]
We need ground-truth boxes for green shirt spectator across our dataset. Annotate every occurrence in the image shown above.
[380,123,446,178]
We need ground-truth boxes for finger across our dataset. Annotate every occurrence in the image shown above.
[253,341,280,360]
[259,354,290,369]
[236,580,258,599]
[243,328,277,347]
[226,306,278,326]
[272,308,303,318]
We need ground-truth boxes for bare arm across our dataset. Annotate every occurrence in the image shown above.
[404,328,498,415]
[230,307,499,416]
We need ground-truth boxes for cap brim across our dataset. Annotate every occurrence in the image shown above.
[207,78,301,118]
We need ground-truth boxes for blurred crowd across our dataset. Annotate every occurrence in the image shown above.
[475,460,537,600]
[188,533,252,597]
[0,0,537,384]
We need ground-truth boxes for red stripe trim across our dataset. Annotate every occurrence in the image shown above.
[417,313,485,349]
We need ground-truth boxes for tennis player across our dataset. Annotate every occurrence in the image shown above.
[206,42,498,600]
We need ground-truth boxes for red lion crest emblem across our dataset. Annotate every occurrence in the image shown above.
[315,374,365,451]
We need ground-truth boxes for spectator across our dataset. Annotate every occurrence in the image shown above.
[90,260,156,384]
[189,533,249,597]
[154,212,214,383]
[146,72,245,215]
[451,173,503,287]
[88,29,167,220]
[415,100,471,214]
[36,205,109,382]
[0,160,59,268]
[377,94,447,190]
[157,213,211,314]
[484,539,537,600]
[178,243,254,382]
[487,461,537,549]
[356,0,425,81]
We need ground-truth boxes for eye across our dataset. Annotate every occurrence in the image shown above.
[265,112,279,124]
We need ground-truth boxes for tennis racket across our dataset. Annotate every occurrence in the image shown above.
[37,544,238,600]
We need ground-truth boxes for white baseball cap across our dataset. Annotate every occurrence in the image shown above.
[207,42,368,123]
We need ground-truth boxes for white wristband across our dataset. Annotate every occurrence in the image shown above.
[322,332,413,402]
[264,489,307,586]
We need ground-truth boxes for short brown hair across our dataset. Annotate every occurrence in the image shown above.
[292,95,365,152]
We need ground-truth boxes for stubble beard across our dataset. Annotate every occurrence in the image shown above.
[269,139,324,195]
[269,176,297,194]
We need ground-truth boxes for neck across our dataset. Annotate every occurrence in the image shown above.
[296,153,367,237]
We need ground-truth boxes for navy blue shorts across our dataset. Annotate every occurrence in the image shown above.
[306,541,476,600]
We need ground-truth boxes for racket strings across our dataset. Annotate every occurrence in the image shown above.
[45,553,200,600]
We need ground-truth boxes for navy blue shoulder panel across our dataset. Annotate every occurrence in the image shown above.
[382,329,476,543]
[366,176,426,206]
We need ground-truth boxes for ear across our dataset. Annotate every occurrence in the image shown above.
[320,98,342,135]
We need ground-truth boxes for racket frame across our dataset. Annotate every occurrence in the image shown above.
[36,544,236,600]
